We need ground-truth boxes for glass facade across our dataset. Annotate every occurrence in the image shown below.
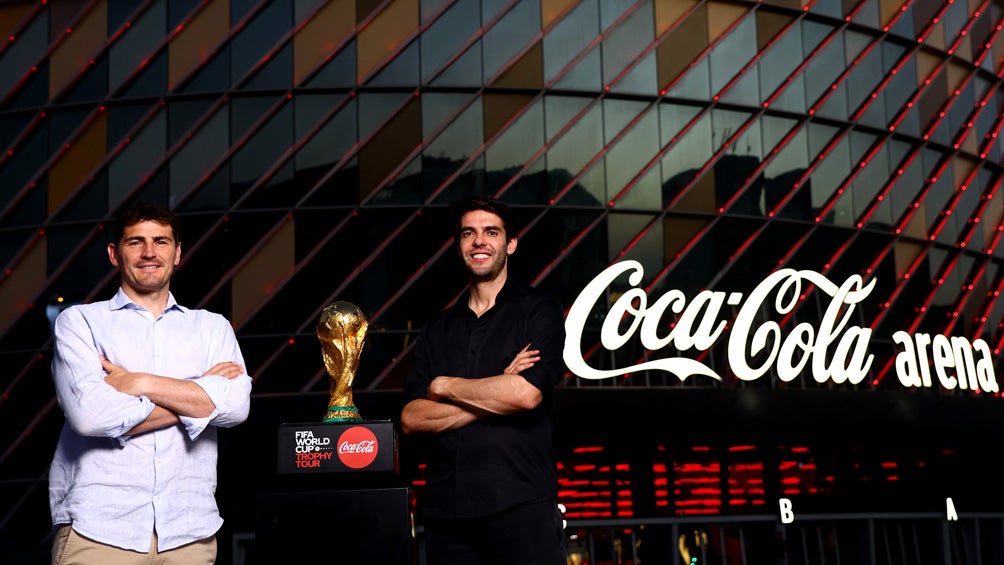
[1,0,1002,562]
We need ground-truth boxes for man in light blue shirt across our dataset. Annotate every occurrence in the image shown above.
[48,201,252,564]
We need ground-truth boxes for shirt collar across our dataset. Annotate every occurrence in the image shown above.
[453,276,522,315]
[494,276,521,303]
[109,287,185,314]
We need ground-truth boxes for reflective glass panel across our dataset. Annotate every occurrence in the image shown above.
[600,0,635,30]
[485,98,544,190]
[885,143,925,222]
[926,169,954,240]
[245,43,293,90]
[430,41,483,87]
[232,0,291,84]
[295,95,356,190]
[614,165,661,211]
[884,53,918,131]
[543,0,599,85]
[295,0,328,24]
[367,41,420,87]
[232,104,294,204]
[483,0,540,81]
[610,50,656,96]
[602,3,654,91]
[803,23,843,105]
[109,0,166,93]
[421,0,479,83]
[546,97,598,194]
[169,107,228,204]
[552,45,602,91]
[359,92,413,140]
[608,212,661,268]
[109,108,167,208]
[845,36,885,126]
[666,58,710,100]
[661,111,712,206]
[765,122,811,218]
[422,94,483,193]
[939,0,969,45]
[709,14,755,95]
[0,13,47,107]
[809,131,850,223]
[305,40,356,88]
[605,101,658,202]
[849,133,888,220]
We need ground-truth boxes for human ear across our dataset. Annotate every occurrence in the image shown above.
[107,243,120,267]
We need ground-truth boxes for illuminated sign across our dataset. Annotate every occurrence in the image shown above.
[563,261,998,394]
[276,421,397,474]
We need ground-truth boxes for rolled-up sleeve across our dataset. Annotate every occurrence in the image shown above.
[179,374,252,439]
[178,313,252,439]
[516,295,567,393]
[52,307,155,438]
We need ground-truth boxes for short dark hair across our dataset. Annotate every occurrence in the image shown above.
[113,201,180,243]
[449,194,516,242]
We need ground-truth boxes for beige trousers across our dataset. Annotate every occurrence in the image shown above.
[51,525,216,565]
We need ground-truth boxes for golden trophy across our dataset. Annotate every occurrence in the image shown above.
[317,301,367,422]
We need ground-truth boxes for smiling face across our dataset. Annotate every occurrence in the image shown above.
[458,209,517,282]
[108,220,181,301]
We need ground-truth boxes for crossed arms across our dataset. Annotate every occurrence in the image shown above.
[52,306,252,440]
[400,346,542,434]
[102,358,245,435]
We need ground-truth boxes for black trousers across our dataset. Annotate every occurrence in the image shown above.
[423,497,567,565]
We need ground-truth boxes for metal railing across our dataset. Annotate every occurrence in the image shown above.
[557,513,1004,565]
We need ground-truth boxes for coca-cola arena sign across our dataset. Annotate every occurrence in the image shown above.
[563,261,999,394]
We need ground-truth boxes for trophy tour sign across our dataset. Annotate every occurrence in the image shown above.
[563,261,999,394]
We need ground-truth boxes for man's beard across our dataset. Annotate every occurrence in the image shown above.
[467,252,508,282]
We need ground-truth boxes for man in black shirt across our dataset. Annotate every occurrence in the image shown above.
[401,195,567,565]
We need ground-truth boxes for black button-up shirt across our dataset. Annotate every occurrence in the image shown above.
[404,278,566,519]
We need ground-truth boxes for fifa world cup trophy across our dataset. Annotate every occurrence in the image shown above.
[317,301,367,422]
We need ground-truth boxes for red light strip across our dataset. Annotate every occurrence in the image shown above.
[619,12,903,287]
[810,136,888,226]
[598,0,718,92]
[0,0,160,215]
[969,187,1004,340]
[927,167,983,248]
[855,146,925,230]
[257,2,616,376]
[0,0,368,412]
[357,0,479,85]
[0,1,46,59]
[608,3,993,383]
[0,0,105,109]
[0,0,280,266]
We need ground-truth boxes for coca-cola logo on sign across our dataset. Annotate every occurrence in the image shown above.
[563,261,998,395]
[336,426,379,469]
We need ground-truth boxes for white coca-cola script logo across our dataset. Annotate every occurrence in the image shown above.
[564,260,1001,393]
[338,440,376,454]
[336,426,379,469]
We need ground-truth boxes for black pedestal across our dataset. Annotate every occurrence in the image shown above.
[255,420,413,563]
[256,487,412,564]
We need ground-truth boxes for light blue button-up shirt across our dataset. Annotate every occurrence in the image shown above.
[49,288,252,552]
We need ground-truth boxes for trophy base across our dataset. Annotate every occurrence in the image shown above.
[323,405,362,422]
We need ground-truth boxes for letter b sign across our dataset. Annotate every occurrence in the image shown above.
[779,498,795,524]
